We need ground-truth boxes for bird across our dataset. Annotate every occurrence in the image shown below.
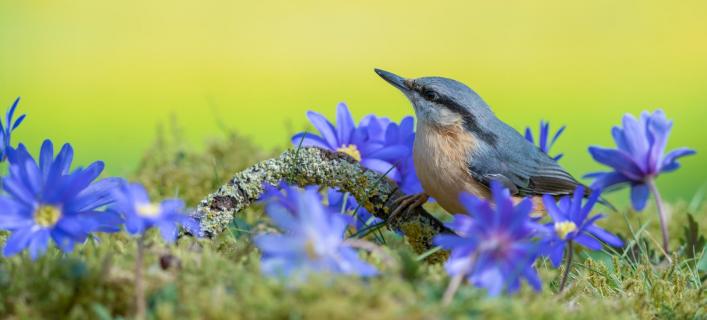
[374,68,585,217]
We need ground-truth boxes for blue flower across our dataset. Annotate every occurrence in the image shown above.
[109,182,199,242]
[587,110,695,210]
[0,97,27,161]
[525,120,565,161]
[327,189,381,232]
[433,182,542,296]
[360,114,424,195]
[292,102,409,181]
[0,140,121,259]
[255,184,377,279]
[540,186,623,267]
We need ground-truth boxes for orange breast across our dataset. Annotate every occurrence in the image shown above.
[413,122,489,215]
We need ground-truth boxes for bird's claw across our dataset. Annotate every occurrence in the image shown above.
[387,193,429,225]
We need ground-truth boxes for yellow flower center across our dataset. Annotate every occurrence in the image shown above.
[304,239,319,259]
[34,205,62,227]
[554,221,577,240]
[136,203,161,218]
[336,144,362,162]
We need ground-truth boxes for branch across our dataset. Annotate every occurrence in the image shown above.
[194,147,450,258]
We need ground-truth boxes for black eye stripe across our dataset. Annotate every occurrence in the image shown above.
[417,86,498,145]
[419,87,439,101]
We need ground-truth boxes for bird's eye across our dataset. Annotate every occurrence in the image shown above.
[422,89,439,101]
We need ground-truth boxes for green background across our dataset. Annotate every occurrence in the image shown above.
[0,0,705,202]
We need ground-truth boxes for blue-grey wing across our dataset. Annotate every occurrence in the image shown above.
[466,127,580,197]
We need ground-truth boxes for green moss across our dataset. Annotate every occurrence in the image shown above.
[134,121,275,206]
[1,132,705,319]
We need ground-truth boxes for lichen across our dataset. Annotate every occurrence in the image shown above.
[0,132,704,319]
[195,147,451,253]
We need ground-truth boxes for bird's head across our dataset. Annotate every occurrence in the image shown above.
[375,68,492,128]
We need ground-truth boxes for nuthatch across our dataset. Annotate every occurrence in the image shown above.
[375,69,583,216]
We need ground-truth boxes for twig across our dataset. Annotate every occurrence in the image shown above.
[135,235,147,320]
[194,147,451,255]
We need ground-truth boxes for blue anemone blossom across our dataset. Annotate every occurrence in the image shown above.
[255,184,377,279]
[359,114,424,195]
[525,120,565,161]
[433,182,542,296]
[586,110,695,210]
[292,102,409,182]
[540,186,623,267]
[0,140,121,259]
[0,97,27,161]
[109,182,199,242]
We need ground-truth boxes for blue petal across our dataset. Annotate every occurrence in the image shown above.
[179,214,201,236]
[399,116,415,136]
[54,142,75,175]
[12,114,26,130]
[542,195,564,222]
[574,234,602,250]
[550,126,566,148]
[524,127,533,143]
[266,203,300,231]
[588,147,644,180]
[586,225,623,247]
[124,214,146,235]
[660,148,695,173]
[3,226,34,257]
[50,229,78,253]
[335,102,355,145]
[578,188,601,223]
[359,158,400,181]
[539,121,549,152]
[524,266,542,292]
[39,140,54,178]
[365,145,409,162]
[585,171,630,191]
[52,161,105,203]
[67,177,122,212]
[474,268,505,297]
[548,242,566,267]
[0,209,34,230]
[82,210,124,233]
[646,110,672,173]
[433,234,470,250]
[157,221,178,243]
[28,229,50,260]
[630,183,650,211]
[306,111,339,148]
[291,132,330,150]
[2,172,37,206]
[254,234,303,254]
[56,216,90,239]
[620,113,650,172]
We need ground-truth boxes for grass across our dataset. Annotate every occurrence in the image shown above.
[0,127,705,319]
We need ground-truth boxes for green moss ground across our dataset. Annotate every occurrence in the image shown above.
[0,128,705,319]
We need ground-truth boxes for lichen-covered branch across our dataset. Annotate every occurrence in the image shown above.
[195,147,451,255]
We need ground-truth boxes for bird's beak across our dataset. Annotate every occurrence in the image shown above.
[374,68,410,92]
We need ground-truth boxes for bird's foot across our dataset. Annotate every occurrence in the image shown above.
[387,193,429,226]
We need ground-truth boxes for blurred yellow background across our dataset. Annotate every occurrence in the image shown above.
[0,0,705,202]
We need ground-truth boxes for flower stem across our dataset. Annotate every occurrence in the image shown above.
[647,178,670,254]
[442,273,465,306]
[442,251,478,306]
[559,240,573,293]
[135,235,146,320]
